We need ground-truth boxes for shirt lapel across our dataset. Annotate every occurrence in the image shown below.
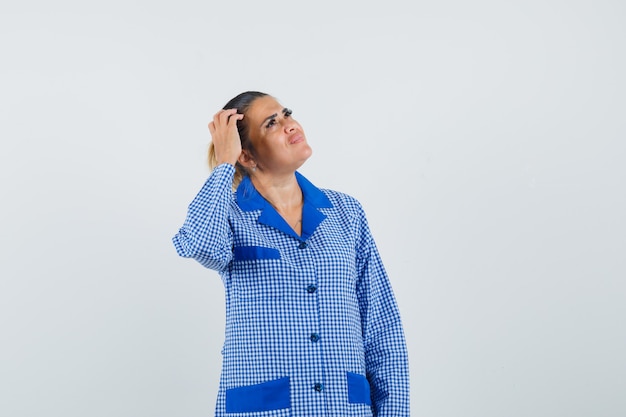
[236,172,333,240]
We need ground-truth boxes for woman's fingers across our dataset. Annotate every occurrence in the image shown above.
[228,112,244,127]
[209,109,243,137]
[209,108,244,166]
[214,108,239,127]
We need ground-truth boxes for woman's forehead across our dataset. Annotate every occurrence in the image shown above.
[248,96,283,118]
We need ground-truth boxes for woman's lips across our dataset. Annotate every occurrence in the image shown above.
[289,134,304,144]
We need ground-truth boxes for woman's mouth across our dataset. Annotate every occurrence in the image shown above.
[289,134,304,144]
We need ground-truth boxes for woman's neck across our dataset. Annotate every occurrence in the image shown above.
[250,172,303,212]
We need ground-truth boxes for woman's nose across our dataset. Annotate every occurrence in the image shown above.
[283,120,296,132]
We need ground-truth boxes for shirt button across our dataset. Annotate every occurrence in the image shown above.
[306,284,317,293]
[298,241,307,249]
[310,333,320,342]
[313,382,324,392]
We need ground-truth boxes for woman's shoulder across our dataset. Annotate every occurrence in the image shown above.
[319,188,366,215]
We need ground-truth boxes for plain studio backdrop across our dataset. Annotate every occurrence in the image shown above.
[1,0,624,416]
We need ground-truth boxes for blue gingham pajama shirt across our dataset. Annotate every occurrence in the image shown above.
[172,164,410,416]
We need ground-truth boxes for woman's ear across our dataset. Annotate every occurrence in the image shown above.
[238,150,256,169]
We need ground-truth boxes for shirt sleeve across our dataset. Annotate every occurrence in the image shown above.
[172,163,235,271]
[354,203,411,416]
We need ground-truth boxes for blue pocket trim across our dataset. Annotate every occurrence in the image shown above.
[233,246,281,261]
[347,372,372,406]
[225,377,290,413]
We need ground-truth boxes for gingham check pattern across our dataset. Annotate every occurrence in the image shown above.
[173,164,409,416]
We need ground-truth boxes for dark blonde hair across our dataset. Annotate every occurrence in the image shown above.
[208,91,269,189]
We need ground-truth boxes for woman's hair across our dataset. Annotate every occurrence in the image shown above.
[208,91,269,188]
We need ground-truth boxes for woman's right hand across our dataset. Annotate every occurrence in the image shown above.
[208,108,244,166]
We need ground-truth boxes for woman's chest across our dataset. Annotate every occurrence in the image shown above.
[227,213,358,299]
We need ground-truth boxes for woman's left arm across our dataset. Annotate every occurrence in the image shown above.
[355,204,410,417]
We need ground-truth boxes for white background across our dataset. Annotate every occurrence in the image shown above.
[1,0,625,416]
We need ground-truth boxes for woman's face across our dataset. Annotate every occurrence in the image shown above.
[244,96,312,174]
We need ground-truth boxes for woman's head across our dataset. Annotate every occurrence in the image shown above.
[208,91,311,187]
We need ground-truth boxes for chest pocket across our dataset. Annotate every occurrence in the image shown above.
[231,246,295,299]
[234,246,280,261]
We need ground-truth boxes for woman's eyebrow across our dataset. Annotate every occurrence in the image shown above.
[260,108,289,127]
[261,113,277,127]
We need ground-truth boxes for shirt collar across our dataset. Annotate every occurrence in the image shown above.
[236,172,333,240]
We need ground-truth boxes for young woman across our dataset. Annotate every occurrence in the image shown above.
[172,91,409,416]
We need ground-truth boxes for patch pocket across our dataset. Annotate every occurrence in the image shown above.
[347,372,372,406]
[233,246,281,261]
[226,377,291,413]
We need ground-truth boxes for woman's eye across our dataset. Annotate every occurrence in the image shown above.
[266,119,276,128]
[284,109,293,118]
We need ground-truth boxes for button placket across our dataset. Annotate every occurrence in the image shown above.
[295,237,325,400]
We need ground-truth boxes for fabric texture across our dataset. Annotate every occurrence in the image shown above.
[172,164,410,416]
